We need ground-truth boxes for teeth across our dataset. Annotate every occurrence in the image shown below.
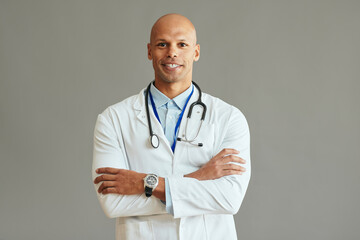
[166,64,179,68]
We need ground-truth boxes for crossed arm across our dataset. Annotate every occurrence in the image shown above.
[93,106,250,218]
[93,148,247,202]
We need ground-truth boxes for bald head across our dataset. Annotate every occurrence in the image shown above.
[147,14,200,91]
[150,14,197,45]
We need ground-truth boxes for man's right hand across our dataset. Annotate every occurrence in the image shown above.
[184,148,246,181]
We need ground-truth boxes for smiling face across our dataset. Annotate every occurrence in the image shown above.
[147,14,200,87]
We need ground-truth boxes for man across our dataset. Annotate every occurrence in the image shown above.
[92,13,251,240]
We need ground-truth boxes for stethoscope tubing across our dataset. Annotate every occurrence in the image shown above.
[145,83,160,148]
[145,81,206,149]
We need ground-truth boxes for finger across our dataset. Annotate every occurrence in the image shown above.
[222,169,244,176]
[96,167,120,174]
[222,164,246,172]
[213,148,240,160]
[94,174,116,184]
[98,181,116,193]
[221,155,246,164]
[101,187,117,195]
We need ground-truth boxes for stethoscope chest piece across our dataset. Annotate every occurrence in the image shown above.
[150,134,159,148]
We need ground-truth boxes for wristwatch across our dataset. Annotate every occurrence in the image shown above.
[144,174,158,197]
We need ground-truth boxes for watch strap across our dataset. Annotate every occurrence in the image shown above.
[145,186,153,197]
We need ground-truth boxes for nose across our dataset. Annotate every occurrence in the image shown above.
[167,45,177,58]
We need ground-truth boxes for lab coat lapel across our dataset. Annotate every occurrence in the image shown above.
[133,88,173,155]
[133,89,148,127]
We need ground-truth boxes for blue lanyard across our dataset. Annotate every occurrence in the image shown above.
[148,85,194,152]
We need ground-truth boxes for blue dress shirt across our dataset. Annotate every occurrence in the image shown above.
[149,82,193,215]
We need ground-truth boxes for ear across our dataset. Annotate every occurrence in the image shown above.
[147,43,152,60]
[194,44,200,62]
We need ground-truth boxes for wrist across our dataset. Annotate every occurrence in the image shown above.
[185,171,201,180]
[152,177,165,201]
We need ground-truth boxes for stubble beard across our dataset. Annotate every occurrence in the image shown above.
[155,65,192,85]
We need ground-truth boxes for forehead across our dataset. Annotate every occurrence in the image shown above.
[151,21,196,43]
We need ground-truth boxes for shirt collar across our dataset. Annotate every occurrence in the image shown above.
[150,82,193,110]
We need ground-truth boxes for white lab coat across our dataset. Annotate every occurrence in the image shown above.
[92,87,251,240]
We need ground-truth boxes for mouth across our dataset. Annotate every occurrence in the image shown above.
[161,63,182,71]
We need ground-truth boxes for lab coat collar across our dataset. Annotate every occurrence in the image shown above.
[133,88,146,111]
[133,88,148,128]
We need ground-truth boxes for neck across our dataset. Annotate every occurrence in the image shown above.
[154,80,192,99]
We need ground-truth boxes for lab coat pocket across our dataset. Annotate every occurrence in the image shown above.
[184,121,215,168]
[117,221,155,240]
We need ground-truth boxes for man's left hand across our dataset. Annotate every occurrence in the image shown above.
[94,168,146,195]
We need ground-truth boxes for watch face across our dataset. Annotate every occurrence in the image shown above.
[146,175,157,187]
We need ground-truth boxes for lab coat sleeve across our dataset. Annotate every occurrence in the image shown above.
[92,112,167,218]
[167,107,251,218]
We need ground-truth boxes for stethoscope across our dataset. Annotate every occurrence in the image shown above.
[145,81,207,149]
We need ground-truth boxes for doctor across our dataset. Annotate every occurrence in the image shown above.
[92,13,251,240]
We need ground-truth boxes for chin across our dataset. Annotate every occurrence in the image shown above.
[160,73,191,84]
[158,75,183,84]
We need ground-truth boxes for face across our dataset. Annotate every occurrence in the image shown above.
[147,20,200,85]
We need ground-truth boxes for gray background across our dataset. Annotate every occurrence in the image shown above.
[1,0,359,239]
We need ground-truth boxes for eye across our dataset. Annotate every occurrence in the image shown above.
[179,42,187,47]
[157,43,167,47]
